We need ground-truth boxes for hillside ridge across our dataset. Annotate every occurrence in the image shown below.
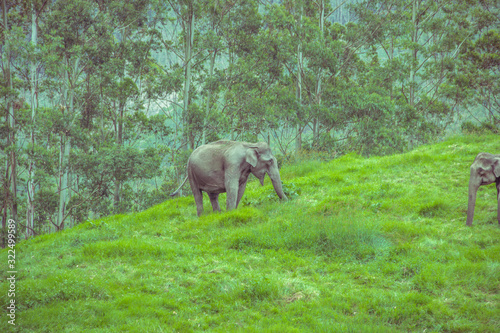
[1,134,499,332]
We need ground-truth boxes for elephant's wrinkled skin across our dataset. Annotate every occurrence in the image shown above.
[171,140,287,216]
[466,152,500,226]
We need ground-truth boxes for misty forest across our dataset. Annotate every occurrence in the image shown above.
[1,0,499,239]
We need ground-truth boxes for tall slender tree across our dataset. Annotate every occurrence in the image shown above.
[1,0,18,227]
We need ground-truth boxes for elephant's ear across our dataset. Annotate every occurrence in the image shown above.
[245,148,258,167]
[493,159,500,178]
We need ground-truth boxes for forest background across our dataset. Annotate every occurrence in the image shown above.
[1,0,499,243]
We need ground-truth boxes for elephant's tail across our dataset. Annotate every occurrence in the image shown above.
[170,176,188,197]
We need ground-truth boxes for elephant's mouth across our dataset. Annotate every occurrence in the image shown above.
[481,179,494,185]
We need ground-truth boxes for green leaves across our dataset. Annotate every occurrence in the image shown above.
[3,0,500,235]
[74,145,163,183]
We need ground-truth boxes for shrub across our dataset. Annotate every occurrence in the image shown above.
[461,121,499,134]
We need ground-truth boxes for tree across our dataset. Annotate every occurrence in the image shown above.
[165,0,200,150]
[350,0,499,148]
[1,0,29,233]
[459,0,500,125]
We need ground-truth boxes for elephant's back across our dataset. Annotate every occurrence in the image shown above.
[189,143,226,168]
[191,141,238,160]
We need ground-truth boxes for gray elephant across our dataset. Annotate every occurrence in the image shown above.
[171,140,288,216]
[466,152,500,226]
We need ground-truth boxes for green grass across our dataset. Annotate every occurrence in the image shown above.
[1,134,500,332]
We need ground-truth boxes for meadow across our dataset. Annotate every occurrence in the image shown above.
[1,134,499,332]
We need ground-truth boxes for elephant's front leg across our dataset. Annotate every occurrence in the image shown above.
[224,173,240,211]
[496,179,500,224]
[208,193,221,212]
[235,181,248,208]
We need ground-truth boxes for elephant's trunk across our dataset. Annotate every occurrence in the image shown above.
[467,173,480,226]
[497,179,500,225]
[271,178,287,201]
[268,166,288,201]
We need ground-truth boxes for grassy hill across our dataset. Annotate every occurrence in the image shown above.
[1,135,499,332]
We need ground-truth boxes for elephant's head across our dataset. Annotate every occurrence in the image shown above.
[466,153,500,226]
[245,142,288,201]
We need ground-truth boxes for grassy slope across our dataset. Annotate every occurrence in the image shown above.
[1,135,499,333]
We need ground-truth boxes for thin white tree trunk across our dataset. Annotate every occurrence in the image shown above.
[314,0,325,142]
[202,49,216,145]
[183,9,195,150]
[57,55,78,230]
[57,136,70,230]
[27,5,37,237]
[409,0,418,107]
[295,4,303,154]
[2,0,18,226]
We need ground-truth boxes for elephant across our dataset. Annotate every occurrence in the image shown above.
[466,152,500,226]
[171,140,288,216]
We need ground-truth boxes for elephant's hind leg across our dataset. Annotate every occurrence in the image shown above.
[208,193,221,212]
[190,186,204,216]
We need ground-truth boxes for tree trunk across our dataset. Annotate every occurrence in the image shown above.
[57,136,70,230]
[1,0,7,234]
[409,0,418,107]
[57,55,78,230]
[183,7,195,150]
[26,4,37,237]
[9,124,17,223]
[202,49,216,145]
[390,36,394,100]
[113,102,124,211]
[117,103,123,145]
[114,180,121,212]
[295,4,303,154]
[313,0,325,143]
[2,0,17,225]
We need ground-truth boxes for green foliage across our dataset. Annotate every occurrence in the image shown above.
[462,121,499,135]
[72,145,165,199]
[304,133,338,154]
[33,188,58,231]
[349,0,500,147]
